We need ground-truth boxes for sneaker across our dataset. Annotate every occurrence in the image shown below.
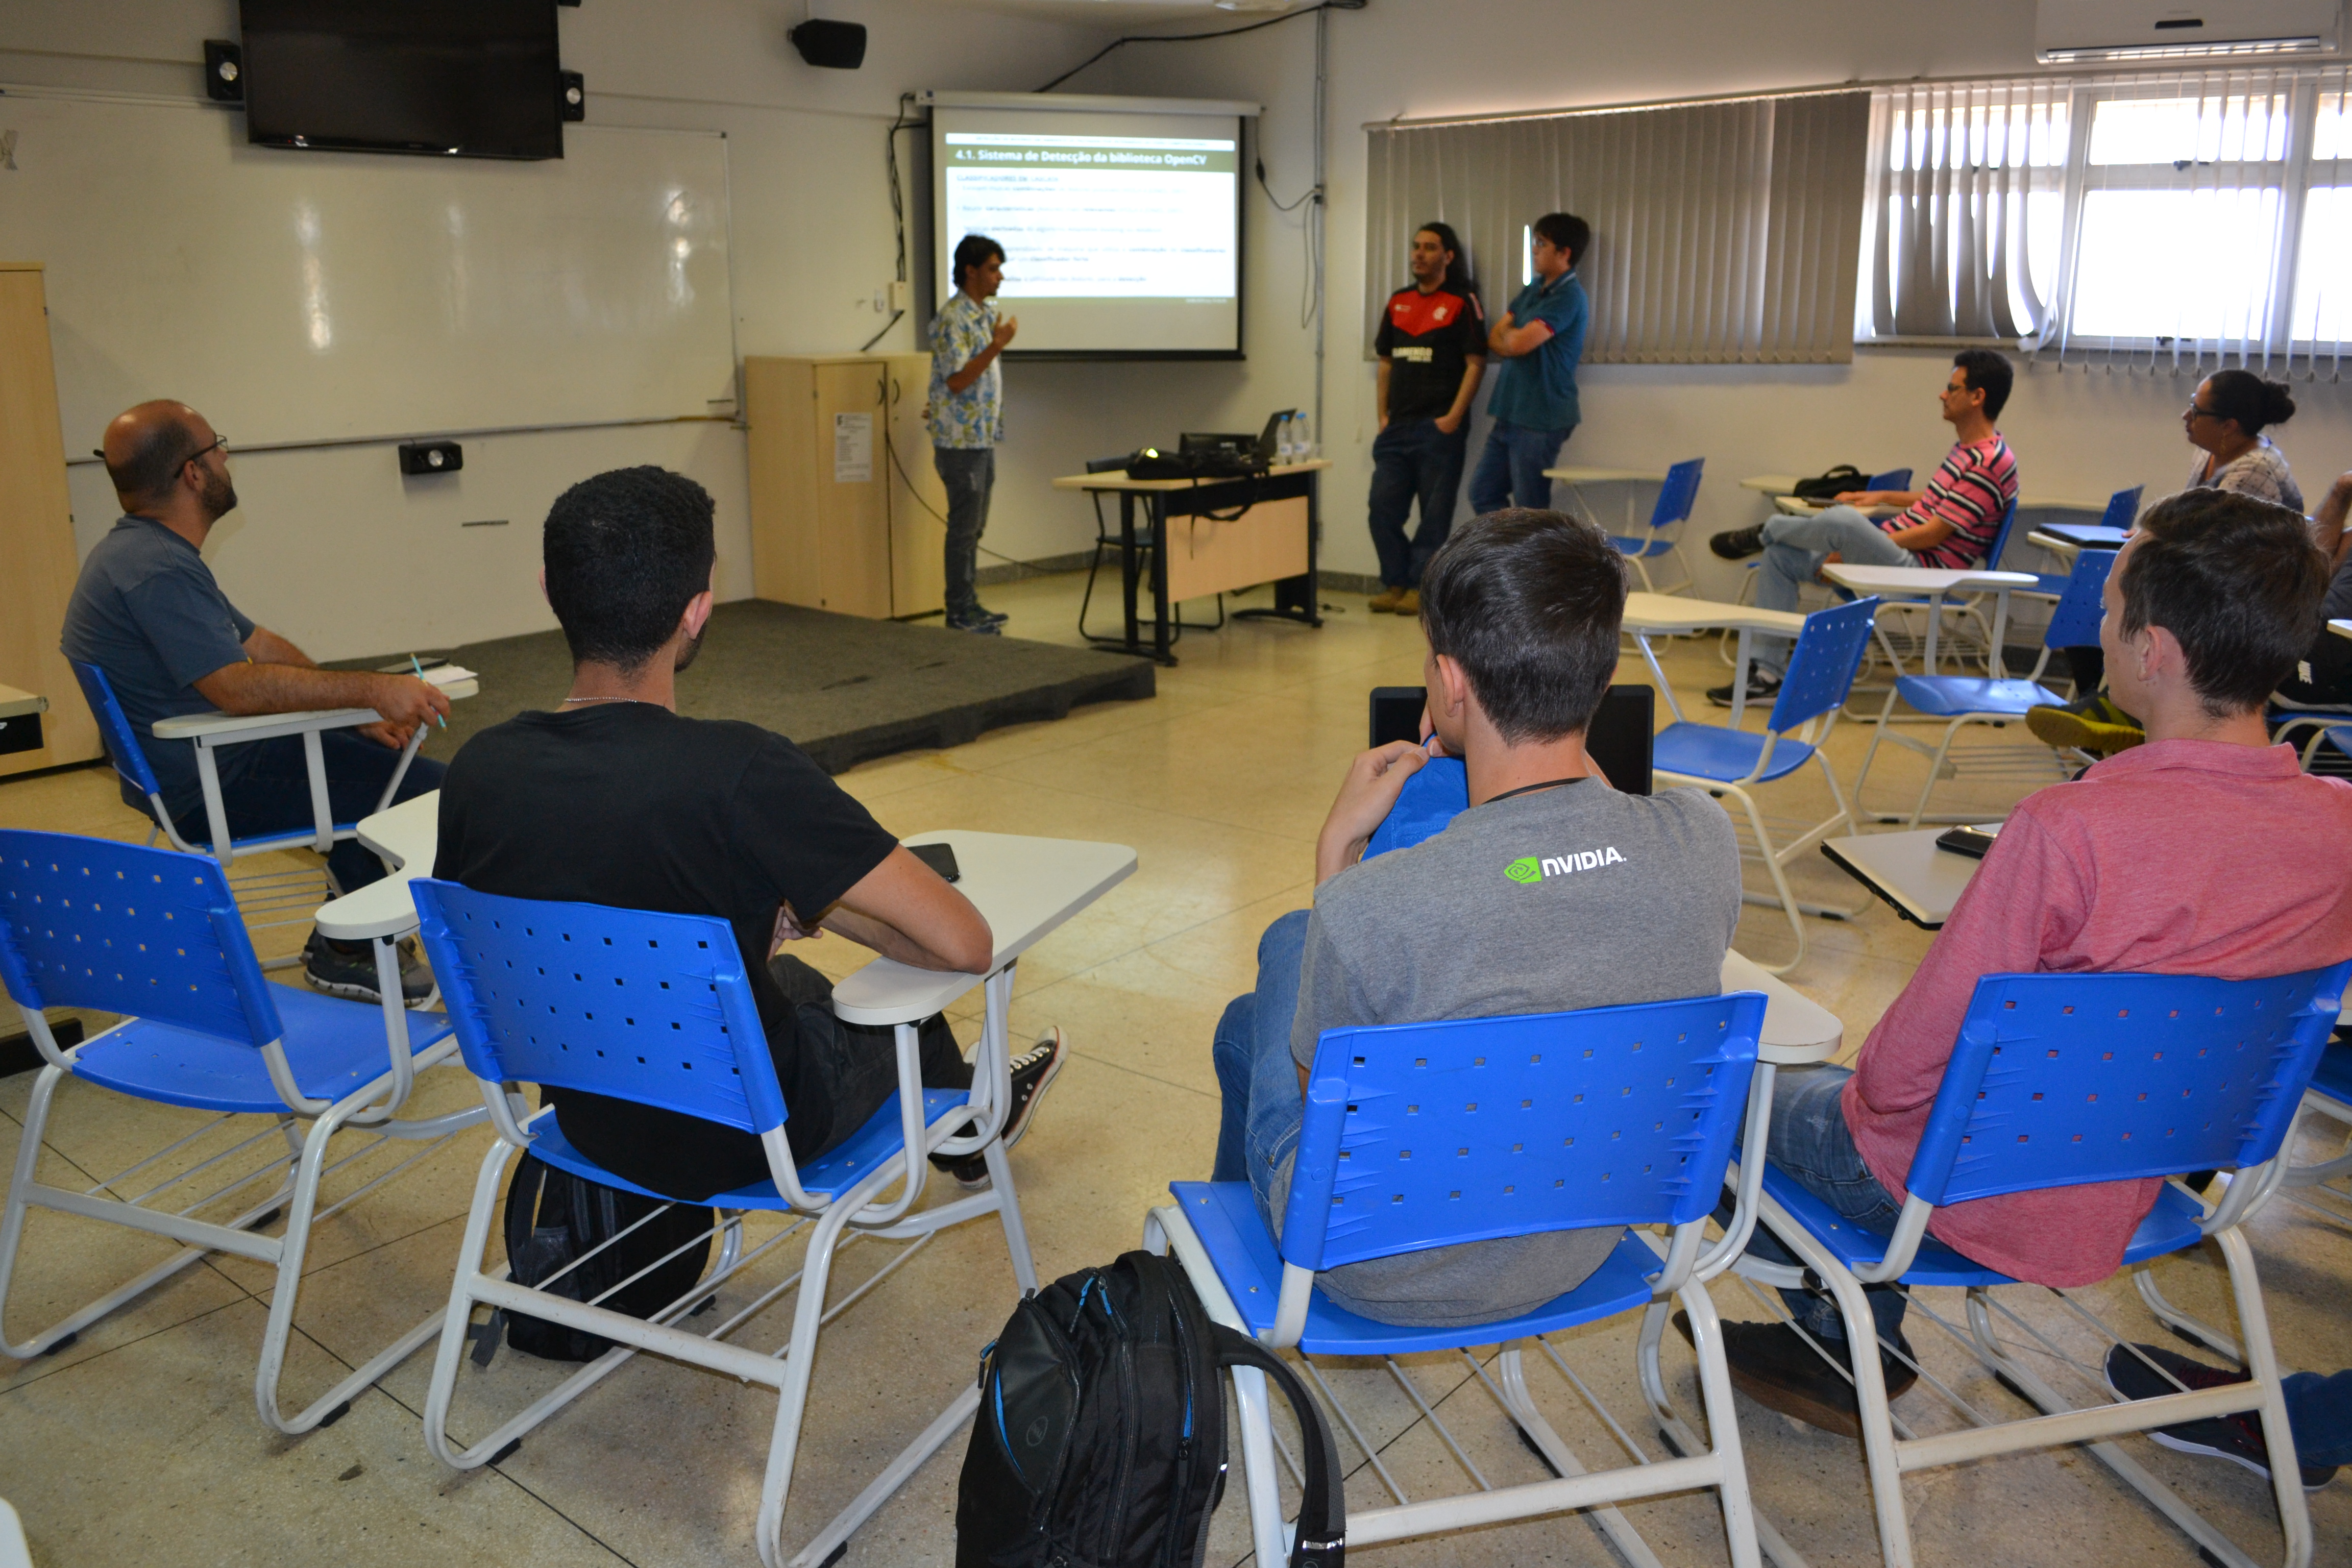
[975,605,1010,624]
[1706,671,1783,707]
[937,1027,1067,1189]
[2026,691,2144,756]
[1392,589,1421,616]
[1710,525,1769,560]
[1690,1315,1918,1439]
[1366,586,1406,613]
[2103,1343,2337,1491]
[945,612,1002,636]
[304,931,433,1006]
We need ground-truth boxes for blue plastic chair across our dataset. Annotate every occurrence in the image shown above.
[2017,485,2143,599]
[1607,457,1704,595]
[408,879,1039,1568]
[1648,598,1881,973]
[1150,989,1772,1567]
[2280,1038,2352,1232]
[1851,549,2118,825]
[1726,963,2349,1568]
[0,829,471,1433]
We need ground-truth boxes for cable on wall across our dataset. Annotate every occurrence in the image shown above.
[1032,0,1365,96]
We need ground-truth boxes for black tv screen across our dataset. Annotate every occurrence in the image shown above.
[240,0,564,161]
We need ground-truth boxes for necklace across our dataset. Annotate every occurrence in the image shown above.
[560,696,663,707]
[1483,774,1592,805]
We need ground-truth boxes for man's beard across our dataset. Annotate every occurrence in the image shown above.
[199,468,238,522]
[674,626,705,673]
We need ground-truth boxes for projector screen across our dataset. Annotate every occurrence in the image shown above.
[929,94,1250,359]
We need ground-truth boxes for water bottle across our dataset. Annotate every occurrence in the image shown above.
[1278,413,1298,464]
[1292,412,1313,462]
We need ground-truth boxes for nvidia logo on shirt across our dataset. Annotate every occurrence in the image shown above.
[1505,848,1627,884]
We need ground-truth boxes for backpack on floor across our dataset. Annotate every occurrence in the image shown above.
[477,1153,717,1365]
[955,1249,1345,1568]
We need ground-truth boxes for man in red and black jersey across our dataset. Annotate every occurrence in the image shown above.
[1368,223,1487,614]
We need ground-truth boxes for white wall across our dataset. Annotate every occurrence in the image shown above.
[1067,0,2352,601]
[3,0,1118,657]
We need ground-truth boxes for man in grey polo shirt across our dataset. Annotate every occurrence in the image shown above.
[1208,508,1739,1327]
[60,399,449,1003]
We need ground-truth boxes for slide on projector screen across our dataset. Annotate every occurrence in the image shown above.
[931,96,1247,358]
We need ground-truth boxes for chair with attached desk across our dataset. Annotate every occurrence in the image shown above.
[0,830,483,1433]
[1851,499,2025,685]
[68,658,431,966]
[1654,598,1880,974]
[1849,548,2117,825]
[1725,469,1914,631]
[1605,457,1704,596]
[1706,963,2349,1568]
[1147,989,1773,1568]
[2015,485,2141,602]
[409,880,1047,1568]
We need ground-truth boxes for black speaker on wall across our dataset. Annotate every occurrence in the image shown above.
[398,440,463,476]
[204,40,243,103]
[788,19,867,69]
[559,70,585,121]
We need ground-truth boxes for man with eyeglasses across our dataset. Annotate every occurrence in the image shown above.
[61,400,450,1004]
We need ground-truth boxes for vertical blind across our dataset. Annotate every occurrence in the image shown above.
[1363,91,1870,364]
[1862,65,2350,380]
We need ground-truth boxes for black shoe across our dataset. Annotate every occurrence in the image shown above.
[304,932,433,1006]
[1706,671,1783,708]
[945,612,1002,636]
[975,605,1010,624]
[935,1027,1067,1189]
[1690,1315,1917,1439]
[2104,1343,2338,1491]
[1710,525,1768,560]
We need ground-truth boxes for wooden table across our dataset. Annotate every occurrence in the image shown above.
[1621,590,1806,728]
[1051,460,1330,666]
[1817,563,2039,675]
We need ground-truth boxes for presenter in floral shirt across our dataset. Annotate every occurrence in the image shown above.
[928,234,1018,634]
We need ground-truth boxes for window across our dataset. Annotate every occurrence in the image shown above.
[1860,66,2351,378]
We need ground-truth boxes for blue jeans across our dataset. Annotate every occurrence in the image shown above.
[169,730,446,896]
[2285,1371,2352,1468]
[1210,909,1311,1235]
[934,446,995,619]
[1366,418,1471,589]
[1466,420,1572,517]
[1743,1064,1912,1345]
[1751,506,1910,677]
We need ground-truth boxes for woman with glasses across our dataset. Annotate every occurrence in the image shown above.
[2183,370,2302,513]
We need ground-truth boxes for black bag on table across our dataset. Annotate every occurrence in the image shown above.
[955,1249,1345,1568]
[485,1154,717,1364]
[1788,464,1869,501]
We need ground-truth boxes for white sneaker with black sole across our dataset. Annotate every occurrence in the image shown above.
[936,1026,1066,1189]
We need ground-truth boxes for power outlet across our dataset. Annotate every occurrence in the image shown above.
[888,279,911,313]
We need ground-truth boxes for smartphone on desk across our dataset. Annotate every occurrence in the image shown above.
[1934,824,2002,859]
[909,841,961,883]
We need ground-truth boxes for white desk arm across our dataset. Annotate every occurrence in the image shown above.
[157,704,433,863]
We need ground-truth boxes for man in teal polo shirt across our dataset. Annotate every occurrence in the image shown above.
[1467,212,1590,517]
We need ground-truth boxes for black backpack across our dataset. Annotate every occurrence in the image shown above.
[475,1153,717,1365]
[1789,463,1869,501]
[956,1250,1345,1568]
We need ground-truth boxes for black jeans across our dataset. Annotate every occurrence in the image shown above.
[935,446,995,619]
[1366,416,1471,590]
[168,728,446,895]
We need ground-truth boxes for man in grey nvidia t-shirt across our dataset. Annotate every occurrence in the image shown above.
[1209,509,1740,1329]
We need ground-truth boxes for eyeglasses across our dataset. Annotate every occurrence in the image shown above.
[179,435,228,468]
[2183,403,2220,421]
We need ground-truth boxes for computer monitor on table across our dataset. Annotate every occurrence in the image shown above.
[1368,684,1654,796]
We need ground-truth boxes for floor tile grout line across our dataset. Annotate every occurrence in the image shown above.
[0,1292,252,1398]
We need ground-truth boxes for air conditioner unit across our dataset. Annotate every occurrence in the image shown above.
[2036,0,2342,61]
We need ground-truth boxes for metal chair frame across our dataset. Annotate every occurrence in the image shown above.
[2272,1042,2352,1236]
[0,830,480,1433]
[407,880,1040,1568]
[1674,965,2349,1568]
[1149,991,1775,1567]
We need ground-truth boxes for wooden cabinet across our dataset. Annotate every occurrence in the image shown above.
[0,263,100,778]
[743,353,946,619]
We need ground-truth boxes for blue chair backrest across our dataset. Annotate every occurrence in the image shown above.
[1281,992,1767,1272]
[1866,468,1913,492]
[1647,459,1704,530]
[69,660,164,802]
[2043,549,2116,650]
[1980,498,2022,571]
[411,878,788,1137]
[2098,485,2144,533]
[0,830,279,1046]
[1906,963,2351,1207]
[1767,596,1881,732]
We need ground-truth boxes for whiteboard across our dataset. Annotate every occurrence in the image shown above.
[0,93,733,451]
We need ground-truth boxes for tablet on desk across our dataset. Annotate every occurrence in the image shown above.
[2040,522,2129,548]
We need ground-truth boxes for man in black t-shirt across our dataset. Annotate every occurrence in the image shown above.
[433,466,1067,1201]
[1368,223,1488,615]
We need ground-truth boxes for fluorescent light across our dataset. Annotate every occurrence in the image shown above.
[2041,35,2324,61]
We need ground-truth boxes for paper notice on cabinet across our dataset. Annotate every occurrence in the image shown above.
[833,412,874,483]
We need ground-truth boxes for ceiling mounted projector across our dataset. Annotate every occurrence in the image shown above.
[789,18,867,69]
[2035,0,2341,62]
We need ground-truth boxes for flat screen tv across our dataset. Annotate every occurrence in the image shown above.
[239,0,564,161]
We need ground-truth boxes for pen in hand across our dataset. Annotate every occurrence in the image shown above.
[409,653,448,729]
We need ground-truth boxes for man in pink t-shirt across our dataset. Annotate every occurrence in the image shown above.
[1720,489,2351,1437]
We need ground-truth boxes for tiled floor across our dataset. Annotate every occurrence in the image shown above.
[3,571,2347,1567]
